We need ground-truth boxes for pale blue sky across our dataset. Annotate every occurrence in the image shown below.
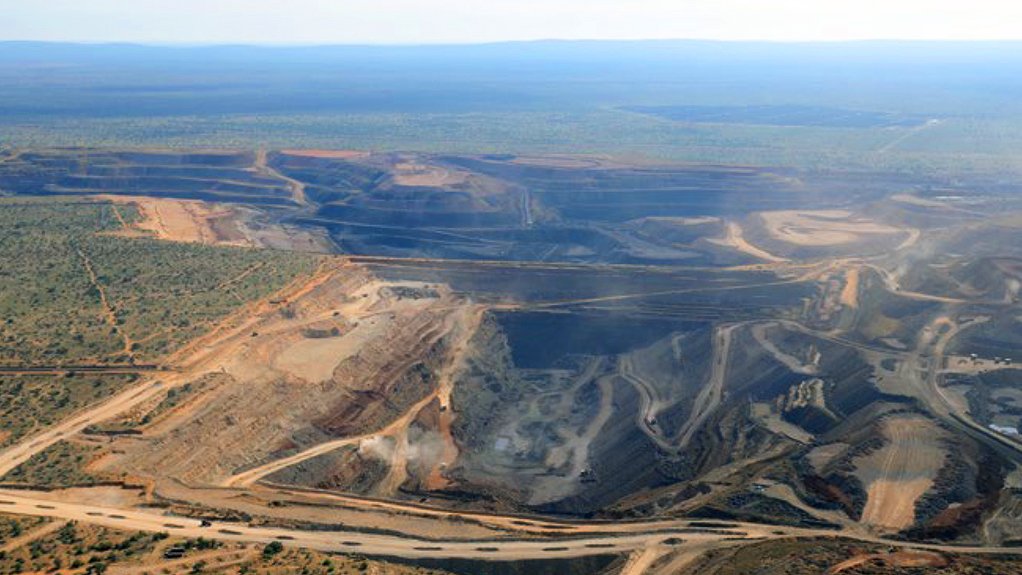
[2,0,1021,44]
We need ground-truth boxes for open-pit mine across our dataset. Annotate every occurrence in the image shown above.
[2,148,1022,574]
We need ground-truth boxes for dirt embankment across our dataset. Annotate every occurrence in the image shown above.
[96,262,476,488]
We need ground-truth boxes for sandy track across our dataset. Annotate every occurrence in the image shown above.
[0,489,729,560]
[108,547,256,575]
[709,221,788,262]
[862,264,970,305]
[0,264,332,478]
[75,245,135,360]
[255,149,308,206]
[876,119,941,154]
[250,483,690,536]
[1,487,1018,563]
[0,520,61,553]
[220,405,421,489]
[424,305,486,490]
[0,378,171,477]
[620,546,666,575]
[751,322,818,375]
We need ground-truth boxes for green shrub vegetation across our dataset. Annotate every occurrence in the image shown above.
[0,516,165,575]
[0,197,320,451]
[0,374,137,449]
[0,197,320,365]
[0,440,105,487]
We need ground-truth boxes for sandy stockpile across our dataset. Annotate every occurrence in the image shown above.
[99,195,251,246]
[269,279,399,383]
[840,267,861,308]
[760,210,907,247]
[854,414,947,531]
[97,264,471,485]
[280,149,368,160]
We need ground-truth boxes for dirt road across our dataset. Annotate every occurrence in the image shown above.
[0,264,333,478]
[4,241,1022,569]
[677,324,738,449]
[711,221,788,262]
[617,322,743,454]
[222,377,442,488]
[0,520,61,553]
[255,149,308,206]
[0,488,737,560]
[1,487,1018,562]
[0,378,171,477]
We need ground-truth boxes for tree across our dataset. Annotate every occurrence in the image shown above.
[58,521,78,544]
[262,541,284,557]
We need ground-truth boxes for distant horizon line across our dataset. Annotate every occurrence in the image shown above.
[3,38,1022,49]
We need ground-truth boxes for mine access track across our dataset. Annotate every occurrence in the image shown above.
[0,364,168,375]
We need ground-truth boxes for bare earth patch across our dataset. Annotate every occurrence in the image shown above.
[100,195,332,252]
[827,549,948,573]
[840,267,860,308]
[391,161,470,187]
[99,195,250,246]
[760,209,908,247]
[854,414,947,531]
[805,442,849,473]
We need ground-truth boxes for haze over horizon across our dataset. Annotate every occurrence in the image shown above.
[2,0,1022,44]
